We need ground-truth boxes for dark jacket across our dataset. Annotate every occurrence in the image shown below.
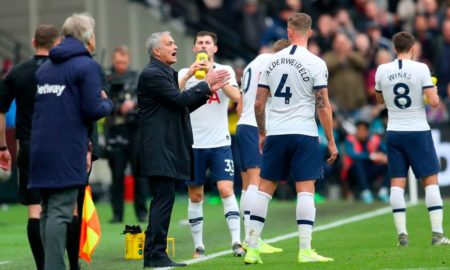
[137,57,211,180]
[29,37,113,189]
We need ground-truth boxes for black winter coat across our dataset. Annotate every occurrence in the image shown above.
[136,58,211,180]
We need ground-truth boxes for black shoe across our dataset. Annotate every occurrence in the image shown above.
[109,216,123,224]
[144,257,187,268]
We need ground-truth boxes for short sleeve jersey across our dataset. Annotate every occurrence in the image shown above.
[375,59,433,131]
[258,45,328,137]
[238,53,273,127]
[178,63,238,148]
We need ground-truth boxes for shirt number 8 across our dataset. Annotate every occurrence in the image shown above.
[393,83,411,109]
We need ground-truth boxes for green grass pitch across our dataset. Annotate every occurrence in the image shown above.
[1,198,450,269]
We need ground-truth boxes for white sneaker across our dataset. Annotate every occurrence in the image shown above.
[298,249,334,263]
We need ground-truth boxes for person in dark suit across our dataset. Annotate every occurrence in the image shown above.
[137,31,229,268]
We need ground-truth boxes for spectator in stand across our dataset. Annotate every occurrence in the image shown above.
[324,32,368,115]
[367,22,393,53]
[307,38,321,56]
[355,32,375,66]
[414,14,434,64]
[355,1,380,32]
[341,121,389,204]
[432,19,450,98]
[237,0,266,53]
[412,41,423,62]
[335,8,357,41]
[315,14,337,53]
[366,49,393,104]
[396,0,416,33]
[445,5,450,21]
[259,3,295,52]
[418,0,440,35]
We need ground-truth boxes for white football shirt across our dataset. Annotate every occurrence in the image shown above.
[258,45,328,137]
[237,53,273,127]
[178,63,238,148]
[375,59,433,131]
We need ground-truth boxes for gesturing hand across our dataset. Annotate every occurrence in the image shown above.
[206,69,230,92]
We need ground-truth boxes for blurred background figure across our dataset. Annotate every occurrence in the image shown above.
[432,19,450,99]
[342,121,389,204]
[324,32,368,116]
[104,46,148,223]
[259,2,296,53]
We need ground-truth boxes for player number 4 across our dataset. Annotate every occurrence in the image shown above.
[274,74,292,104]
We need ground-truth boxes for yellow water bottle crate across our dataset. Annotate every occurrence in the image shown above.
[123,225,175,260]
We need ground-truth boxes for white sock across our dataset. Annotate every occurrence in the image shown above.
[248,191,271,249]
[222,194,241,245]
[243,185,258,242]
[390,187,407,235]
[425,185,444,234]
[240,190,247,241]
[188,199,204,249]
[297,192,315,250]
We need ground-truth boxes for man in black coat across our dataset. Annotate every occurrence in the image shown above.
[137,31,229,268]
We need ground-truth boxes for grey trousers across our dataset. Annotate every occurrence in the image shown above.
[40,188,79,270]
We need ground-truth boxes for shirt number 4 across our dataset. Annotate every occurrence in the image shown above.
[274,74,292,105]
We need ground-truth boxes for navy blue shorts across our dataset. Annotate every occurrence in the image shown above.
[386,130,440,179]
[189,146,234,186]
[235,125,260,171]
[260,135,323,182]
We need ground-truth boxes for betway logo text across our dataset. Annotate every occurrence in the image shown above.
[37,84,66,96]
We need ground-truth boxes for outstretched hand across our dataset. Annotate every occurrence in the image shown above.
[206,69,230,92]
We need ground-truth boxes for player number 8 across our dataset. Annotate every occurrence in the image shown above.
[393,83,411,109]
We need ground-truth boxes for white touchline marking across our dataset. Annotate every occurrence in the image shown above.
[175,204,410,267]
[0,261,11,266]
[381,268,450,270]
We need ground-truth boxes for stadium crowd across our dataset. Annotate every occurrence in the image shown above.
[1,0,450,205]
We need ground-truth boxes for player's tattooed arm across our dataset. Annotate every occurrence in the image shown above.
[315,89,325,109]
[255,87,270,135]
[315,88,338,164]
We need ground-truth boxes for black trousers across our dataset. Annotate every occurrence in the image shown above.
[107,128,148,220]
[143,176,176,263]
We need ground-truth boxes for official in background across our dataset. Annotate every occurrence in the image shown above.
[0,24,59,270]
[105,46,148,223]
[138,31,229,268]
[29,13,113,270]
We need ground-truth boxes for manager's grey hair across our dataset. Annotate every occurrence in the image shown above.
[61,13,95,46]
[146,31,171,58]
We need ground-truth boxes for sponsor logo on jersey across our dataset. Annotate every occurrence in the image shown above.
[37,84,66,96]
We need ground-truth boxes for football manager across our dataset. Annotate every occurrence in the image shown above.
[137,31,229,268]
